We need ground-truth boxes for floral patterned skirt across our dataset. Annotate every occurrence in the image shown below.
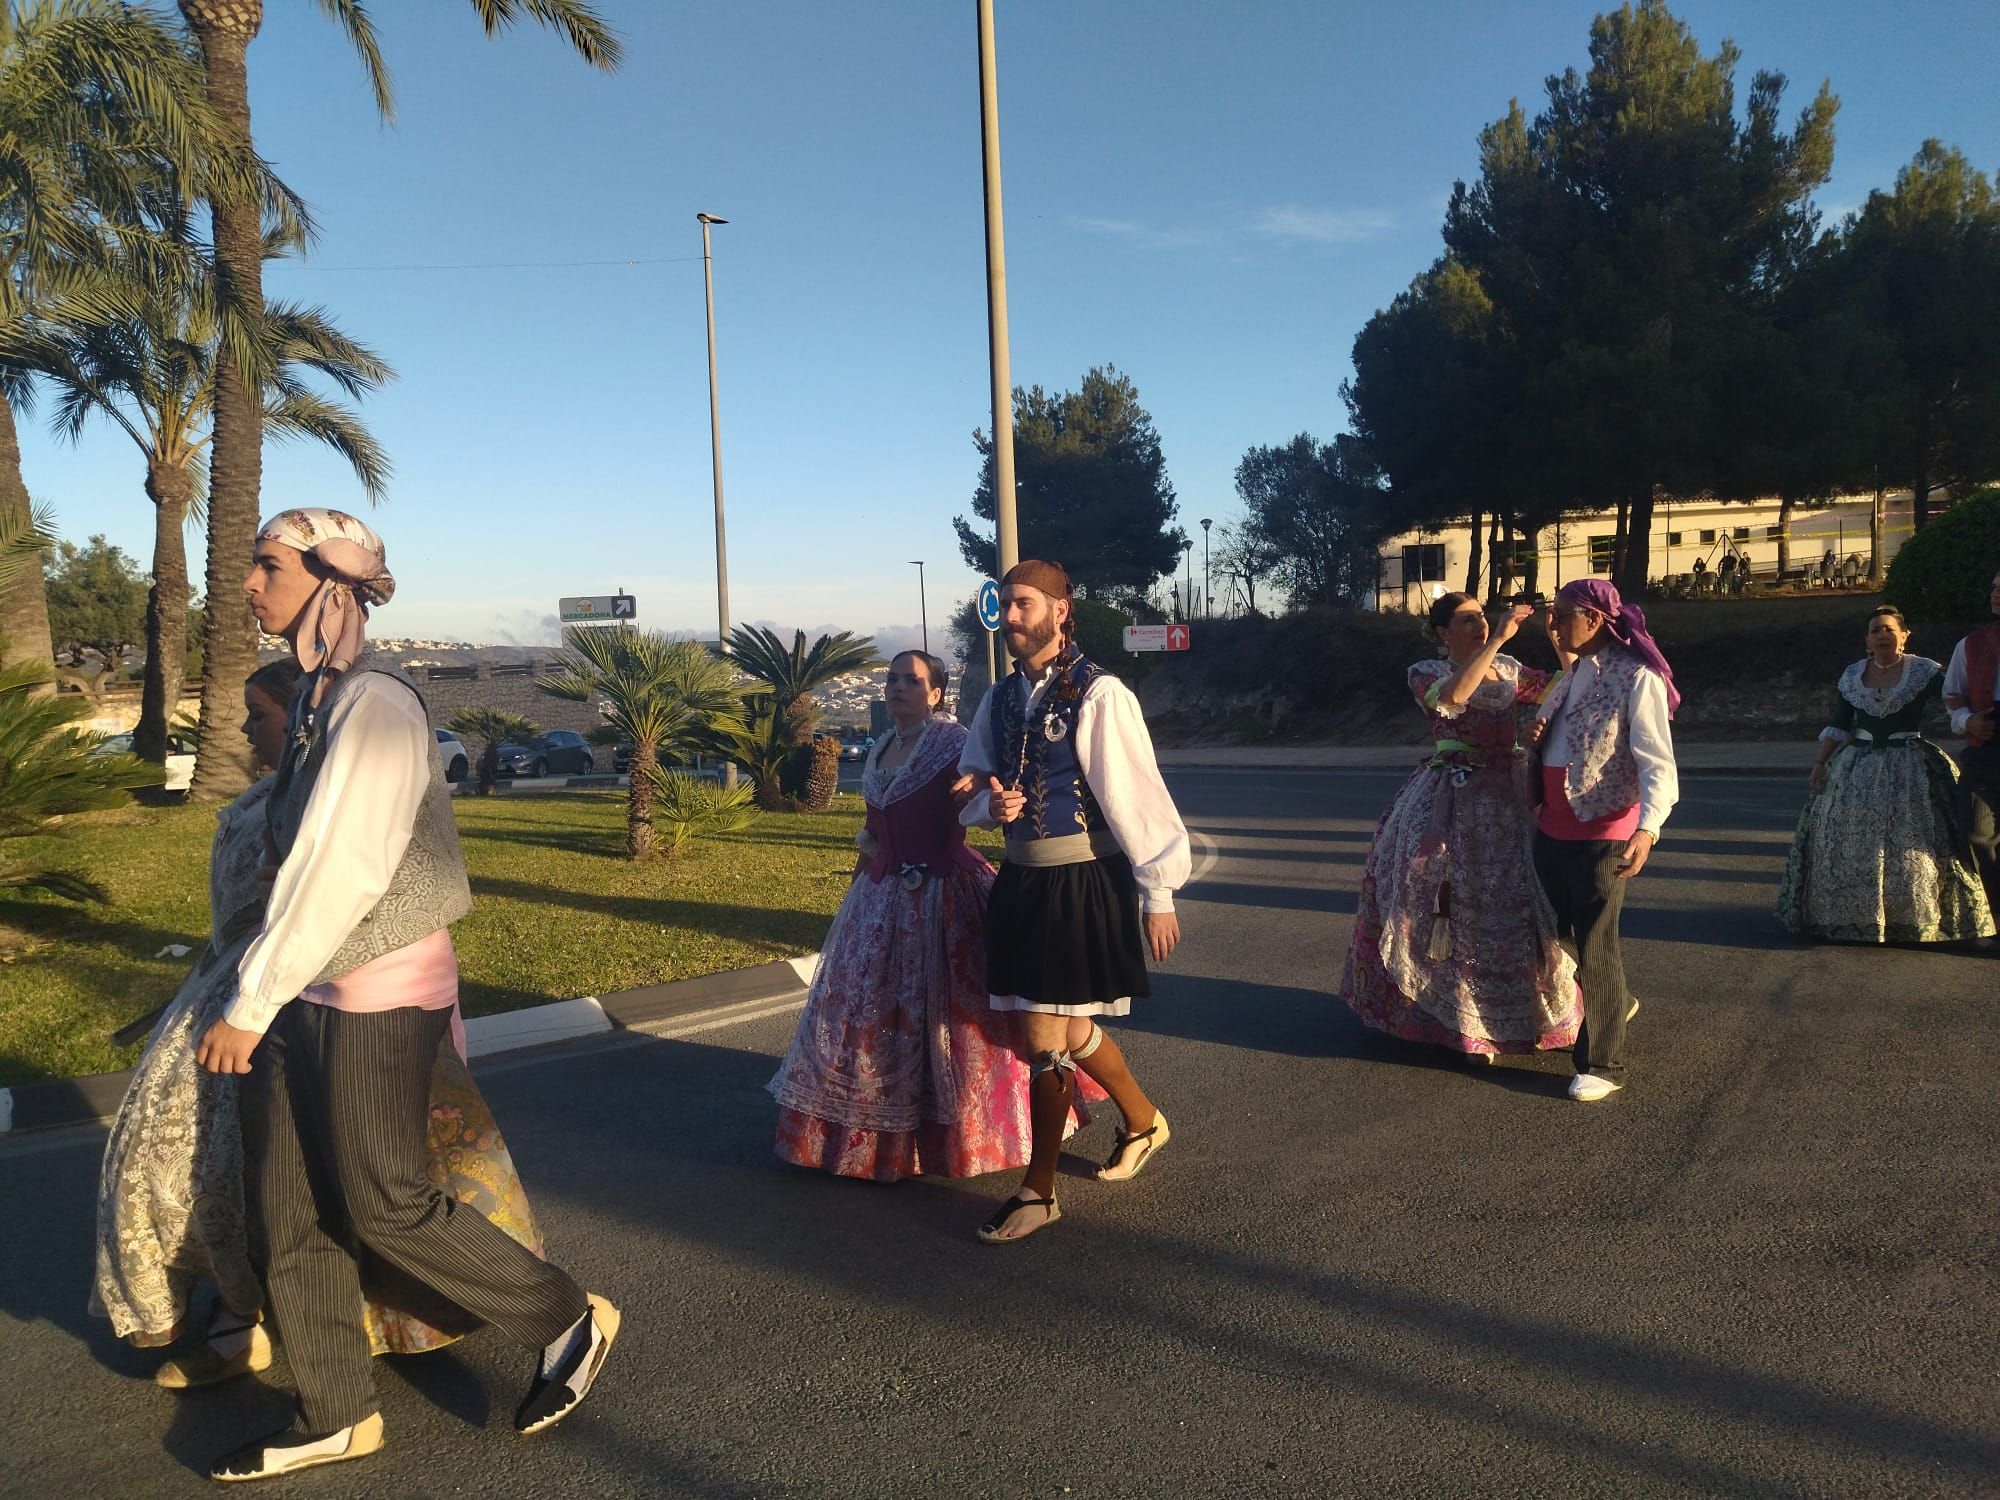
[92,982,542,1354]
[1775,740,1995,944]
[770,865,1101,1182]
[1339,761,1581,1056]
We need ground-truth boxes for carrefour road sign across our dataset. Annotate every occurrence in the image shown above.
[1124,624,1192,653]
[977,578,1003,632]
[559,594,637,625]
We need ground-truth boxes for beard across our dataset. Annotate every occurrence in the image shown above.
[1005,617,1059,659]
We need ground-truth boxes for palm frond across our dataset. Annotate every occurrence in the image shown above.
[308,0,397,121]
[466,0,626,70]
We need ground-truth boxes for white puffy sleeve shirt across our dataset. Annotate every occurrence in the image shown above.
[227,675,432,1033]
[959,670,1192,913]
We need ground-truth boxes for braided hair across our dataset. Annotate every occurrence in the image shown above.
[1052,603,1085,703]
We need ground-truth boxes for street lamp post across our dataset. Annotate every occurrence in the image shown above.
[697,211,736,789]
[977,0,1019,576]
[910,560,928,654]
[1182,540,1194,622]
[1200,517,1212,620]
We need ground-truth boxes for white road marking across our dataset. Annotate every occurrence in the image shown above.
[1188,830,1221,887]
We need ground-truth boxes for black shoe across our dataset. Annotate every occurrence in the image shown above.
[211,1413,383,1482]
[515,1293,621,1436]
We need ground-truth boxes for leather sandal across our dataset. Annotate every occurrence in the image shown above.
[976,1193,1060,1243]
[1097,1111,1170,1181]
[157,1318,273,1390]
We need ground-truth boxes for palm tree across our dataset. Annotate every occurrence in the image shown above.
[0,0,260,681]
[0,495,162,899]
[646,767,757,858]
[719,625,880,811]
[33,226,391,762]
[178,0,623,803]
[445,706,539,796]
[539,628,743,859]
[713,693,794,813]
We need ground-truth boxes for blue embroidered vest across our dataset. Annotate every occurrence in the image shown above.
[988,654,1109,845]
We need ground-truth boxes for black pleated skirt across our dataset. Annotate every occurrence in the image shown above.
[985,853,1151,1013]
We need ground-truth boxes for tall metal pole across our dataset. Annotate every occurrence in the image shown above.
[1200,517,1212,621]
[910,560,928,654]
[698,212,736,789]
[978,0,1019,577]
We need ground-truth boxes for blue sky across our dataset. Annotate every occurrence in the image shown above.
[24,1,2000,650]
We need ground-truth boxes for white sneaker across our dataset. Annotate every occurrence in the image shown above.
[1567,1072,1623,1102]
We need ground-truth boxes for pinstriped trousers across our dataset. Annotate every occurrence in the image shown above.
[243,1002,588,1434]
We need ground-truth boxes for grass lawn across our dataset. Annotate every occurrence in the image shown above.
[0,790,999,1087]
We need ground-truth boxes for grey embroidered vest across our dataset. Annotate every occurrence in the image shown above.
[1554,646,1646,821]
[988,654,1109,846]
[268,651,473,985]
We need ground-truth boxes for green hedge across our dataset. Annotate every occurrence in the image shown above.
[1884,487,2000,622]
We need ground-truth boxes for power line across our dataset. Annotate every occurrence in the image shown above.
[283,255,704,273]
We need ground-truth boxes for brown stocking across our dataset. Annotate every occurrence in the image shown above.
[1022,1058,1074,1200]
[1073,1026,1156,1135]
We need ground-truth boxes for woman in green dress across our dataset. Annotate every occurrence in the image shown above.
[1777,607,1995,943]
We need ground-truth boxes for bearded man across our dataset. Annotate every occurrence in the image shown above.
[956,560,1191,1242]
[196,510,618,1481]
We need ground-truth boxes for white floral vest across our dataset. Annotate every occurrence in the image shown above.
[1552,646,1646,821]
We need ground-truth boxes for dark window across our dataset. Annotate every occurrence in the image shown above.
[1732,526,1750,540]
[1766,525,1783,538]
[1699,528,1716,544]
[1666,531,1684,546]
[1401,543,1446,582]
[1588,534,1617,573]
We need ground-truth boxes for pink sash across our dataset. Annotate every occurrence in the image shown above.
[301,927,466,1060]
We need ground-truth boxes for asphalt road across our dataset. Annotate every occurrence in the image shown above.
[3,770,1996,1499]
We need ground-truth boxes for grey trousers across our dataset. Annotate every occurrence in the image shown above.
[243,1003,587,1434]
[1533,834,1634,1083]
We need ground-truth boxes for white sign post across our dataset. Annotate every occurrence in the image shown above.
[559,593,637,626]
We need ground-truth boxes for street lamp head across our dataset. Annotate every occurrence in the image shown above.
[1201,518,1212,531]
[696,212,729,224]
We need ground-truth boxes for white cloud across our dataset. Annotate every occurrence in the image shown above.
[1254,205,1398,245]
[1073,215,1219,251]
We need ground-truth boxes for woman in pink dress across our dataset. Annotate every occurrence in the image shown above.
[770,651,1097,1180]
[1339,594,1581,1059]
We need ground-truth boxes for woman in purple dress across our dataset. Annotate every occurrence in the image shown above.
[769,651,1097,1179]
[1339,595,1581,1059]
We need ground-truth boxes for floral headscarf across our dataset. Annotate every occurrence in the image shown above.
[255,508,394,705]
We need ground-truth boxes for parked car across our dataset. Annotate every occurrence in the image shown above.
[838,734,871,764]
[493,730,594,778]
[433,728,469,783]
[94,730,196,792]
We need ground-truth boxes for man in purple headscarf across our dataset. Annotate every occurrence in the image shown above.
[1531,579,1680,1102]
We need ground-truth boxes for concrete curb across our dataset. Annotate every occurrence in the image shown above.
[0,952,821,1138]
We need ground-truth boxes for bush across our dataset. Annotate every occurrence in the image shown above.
[646,768,759,856]
[1073,597,1148,680]
[1885,488,2000,622]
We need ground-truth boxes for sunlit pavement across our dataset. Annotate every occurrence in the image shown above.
[4,771,1994,1497]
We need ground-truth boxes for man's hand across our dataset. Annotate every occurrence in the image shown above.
[1967,710,1994,748]
[1145,910,1181,963]
[988,775,1026,824]
[1615,831,1655,880]
[196,1018,262,1075]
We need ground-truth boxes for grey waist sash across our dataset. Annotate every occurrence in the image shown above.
[1005,829,1123,867]
[1853,729,1919,748]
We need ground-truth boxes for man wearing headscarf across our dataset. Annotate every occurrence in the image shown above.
[1532,579,1680,1102]
[955,559,1191,1242]
[195,510,618,1480]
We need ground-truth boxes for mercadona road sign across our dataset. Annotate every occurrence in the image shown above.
[977,578,1003,632]
[559,594,637,625]
[1124,624,1191,652]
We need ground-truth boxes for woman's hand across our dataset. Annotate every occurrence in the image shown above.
[1807,760,1828,795]
[1495,603,1535,643]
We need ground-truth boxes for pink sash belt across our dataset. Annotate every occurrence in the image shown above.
[301,927,466,1060]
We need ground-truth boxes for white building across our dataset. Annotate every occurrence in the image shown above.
[1374,491,1919,610]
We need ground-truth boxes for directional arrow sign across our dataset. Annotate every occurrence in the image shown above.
[559,594,638,625]
[1165,625,1191,651]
